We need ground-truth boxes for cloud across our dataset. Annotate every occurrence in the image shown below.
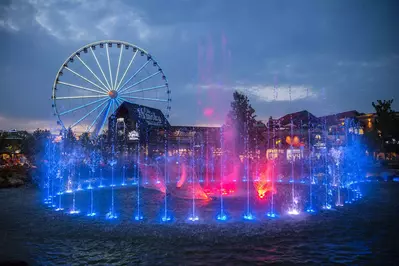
[243,85,318,102]
[1,0,170,43]
[0,1,25,32]
[185,82,317,102]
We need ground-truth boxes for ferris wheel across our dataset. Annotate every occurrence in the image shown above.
[52,40,171,136]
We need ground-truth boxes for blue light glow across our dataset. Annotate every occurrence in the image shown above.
[87,212,96,217]
[266,212,278,218]
[217,213,227,221]
[161,216,172,222]
[134,215,144,221]
[188,216,199,222]
[306,208,316,213]
[243,213,255,220]
[106,212,118,220]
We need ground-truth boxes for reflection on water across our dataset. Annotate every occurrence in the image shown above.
[0,183,398,265]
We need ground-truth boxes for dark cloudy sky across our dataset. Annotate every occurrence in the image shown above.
[1,0,398,131]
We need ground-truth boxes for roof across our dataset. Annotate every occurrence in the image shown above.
[278,110,318,127]
[114,101,170,128]
[319,110,360,125]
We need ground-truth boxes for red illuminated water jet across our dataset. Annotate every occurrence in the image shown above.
[254,160,277,199]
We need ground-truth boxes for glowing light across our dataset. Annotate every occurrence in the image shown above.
[288,209,300,215]
[306,208,316,213]
[121,183,127,186]
[267,212,278,218]
[87,185,93,190]
[98,185,105,188]
[106,212,118,219]
[217,213,227,221]
[161,216,171,222]
[322,204,332,210]
[44,198,52,204]
[188,216,199,222]
[134,215,144,221]
[69,210,80,214]
[55,208,64,211]
[203,107,214,117]
[243,213,255,220]
[87,212,96,217]
[65,189,73,193]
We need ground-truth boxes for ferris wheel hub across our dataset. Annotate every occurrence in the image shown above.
[108,90,118,99]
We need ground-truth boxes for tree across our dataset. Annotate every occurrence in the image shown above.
[63,128,77,154]
[372,100,397,139]
[79,132,92,151]
[224,91,257,156]
[21,129,51,164]
[372,99,399,152]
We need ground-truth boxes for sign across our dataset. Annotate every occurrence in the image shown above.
[128,130,139,141]
[137,107,164,126]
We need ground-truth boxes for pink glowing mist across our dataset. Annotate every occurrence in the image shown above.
[138,163,166,193]
[173,163,209,200]
[176,161,187,188]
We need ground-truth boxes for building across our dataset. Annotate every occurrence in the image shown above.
[108,102,220,157]
[107,101,396,161]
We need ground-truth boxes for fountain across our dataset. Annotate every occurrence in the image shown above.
[41,92,370,224]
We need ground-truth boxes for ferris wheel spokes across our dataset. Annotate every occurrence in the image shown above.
[115,50,138,91]
[56,95,109,100]
[70,99,109,128]
[87,101,111,132]
[121,95,168,103]
[114,46,124,91]
[116,60,150,92]
[57,81,107,95]
[106,45,114,90]
[121,84,168,95]
[96,100,113,136]
[59,98,108,116]
[119,71,161,95]
[64,67,108,93]
[76,56,110,92]
[90,46,112,90]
